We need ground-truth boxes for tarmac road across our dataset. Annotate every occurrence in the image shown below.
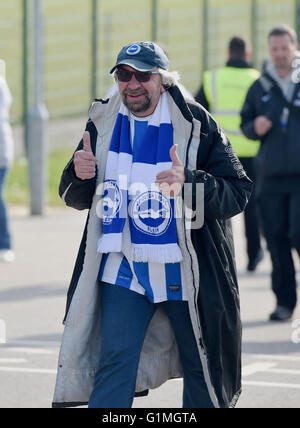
[0,207,299,408]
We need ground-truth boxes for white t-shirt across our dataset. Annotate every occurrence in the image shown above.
[98,111,188,303]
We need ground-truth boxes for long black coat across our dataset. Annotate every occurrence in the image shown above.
[53,86,252,408]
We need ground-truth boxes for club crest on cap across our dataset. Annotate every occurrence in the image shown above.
[126,44,141,55]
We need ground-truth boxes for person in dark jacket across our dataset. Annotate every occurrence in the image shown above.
[195,37,264,272]
[241,25,300,322]
[52,41,252,409]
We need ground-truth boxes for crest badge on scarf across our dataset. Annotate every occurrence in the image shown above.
[129,190,172,237]
[102,180,122,225]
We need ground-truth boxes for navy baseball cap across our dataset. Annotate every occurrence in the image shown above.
[110,41,169,74]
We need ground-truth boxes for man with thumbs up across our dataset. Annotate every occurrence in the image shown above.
[54,42,252,410]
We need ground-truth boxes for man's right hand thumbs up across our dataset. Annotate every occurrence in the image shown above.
[74,131,98,180]
[83,131,93,153]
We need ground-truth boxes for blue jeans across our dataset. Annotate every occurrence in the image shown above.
[88,282,214,408]
[0,168,11,250]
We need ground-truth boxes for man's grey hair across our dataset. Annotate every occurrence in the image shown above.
[158,68,181,88]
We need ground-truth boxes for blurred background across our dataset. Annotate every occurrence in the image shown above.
[1,0,300,409]
[0,0,299,208]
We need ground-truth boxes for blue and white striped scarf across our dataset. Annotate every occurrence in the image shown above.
[97,92,183,264]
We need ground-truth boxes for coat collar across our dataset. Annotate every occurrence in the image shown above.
[226,58,252,69]
[88,85,196,138]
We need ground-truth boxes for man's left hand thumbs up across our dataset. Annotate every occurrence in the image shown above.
[155,145,185,196]
[170,144,182,167]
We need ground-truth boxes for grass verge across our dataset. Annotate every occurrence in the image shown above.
[6,150,73,207]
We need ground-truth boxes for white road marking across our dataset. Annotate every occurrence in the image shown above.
[0,340,60,355]
[0,347,299,387]
[4,340,61,347]
[242,356,300,390]
[0,347,56,355]
[242,362,277,377]
[265,368,300,376]
[243,362,300,377]
[0,366,56,374]
[243,380,300,390]
[244,353,300,362]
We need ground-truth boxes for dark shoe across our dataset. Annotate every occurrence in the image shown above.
[269,306,294,322]
[247,248,264,272]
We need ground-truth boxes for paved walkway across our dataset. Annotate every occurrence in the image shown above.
[0,206,299,408]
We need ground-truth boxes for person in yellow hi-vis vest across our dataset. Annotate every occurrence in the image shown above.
[195,36,264,272]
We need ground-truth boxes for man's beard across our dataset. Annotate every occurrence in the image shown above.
[122,90,151,114]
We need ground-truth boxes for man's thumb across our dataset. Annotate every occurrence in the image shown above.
[83,131,92,153]
[170,144,181,166]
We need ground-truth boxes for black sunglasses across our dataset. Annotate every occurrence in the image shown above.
[115,68,160,83]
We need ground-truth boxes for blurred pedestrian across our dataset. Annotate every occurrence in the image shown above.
[0,72,14,263]
[195,36,264,272]
[53,41,251,409]
[241,25,300,321]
